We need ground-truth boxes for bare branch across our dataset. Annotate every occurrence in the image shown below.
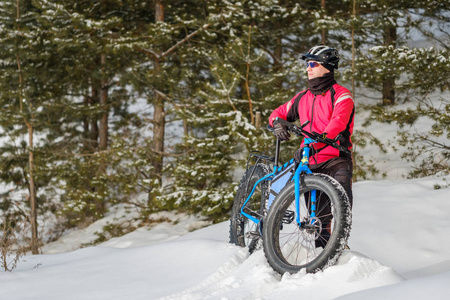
[419,136,450,150]
[160,23,211,59]
[136,47,161,60]
[136,23,211,62]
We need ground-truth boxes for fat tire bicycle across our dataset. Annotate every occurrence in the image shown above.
[229,118,352,274]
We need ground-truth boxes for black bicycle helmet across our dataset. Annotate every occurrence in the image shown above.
[301,45,340,70]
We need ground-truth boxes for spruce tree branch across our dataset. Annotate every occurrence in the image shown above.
[137,23,210,61]
[123,200,147,209]
[154,89,169,100]
[150,149,188,158]
[142,118,156,125]
[137,48,160,60]
[257,43,282,66]
[154,89,194,112]
[160,23,211,59]
[417,26,449,50]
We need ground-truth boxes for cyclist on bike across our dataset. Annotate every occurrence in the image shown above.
[268,45,354,248]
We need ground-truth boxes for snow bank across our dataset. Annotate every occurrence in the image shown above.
[1,174,449,300]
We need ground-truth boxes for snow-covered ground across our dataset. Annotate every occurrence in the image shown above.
[1,174,449,299]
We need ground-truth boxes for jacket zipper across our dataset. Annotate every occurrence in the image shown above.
[310,95,318,164]
[310,95,317,132]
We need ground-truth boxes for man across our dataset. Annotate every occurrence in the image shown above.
[268,45,354,248]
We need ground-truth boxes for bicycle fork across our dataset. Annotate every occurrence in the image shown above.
[294,139,316,226]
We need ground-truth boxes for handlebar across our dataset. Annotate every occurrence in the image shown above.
[268,118,351,154]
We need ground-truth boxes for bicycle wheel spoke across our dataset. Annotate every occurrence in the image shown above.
[284,229,302,264]
[264,174,351,274]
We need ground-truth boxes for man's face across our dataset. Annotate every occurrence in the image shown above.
[306,61,330,79]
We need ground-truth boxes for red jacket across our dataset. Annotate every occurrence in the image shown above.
[269,83,354,165]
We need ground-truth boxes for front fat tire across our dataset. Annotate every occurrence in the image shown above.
[263,174,352,274]
[229,163,269,253]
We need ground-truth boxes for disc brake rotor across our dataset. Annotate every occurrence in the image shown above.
[302,217,322,240]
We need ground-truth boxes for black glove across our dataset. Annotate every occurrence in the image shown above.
[294,148,303,163]
[273,122,290,141]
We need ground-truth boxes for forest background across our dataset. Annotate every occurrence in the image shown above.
[0,0,448,256]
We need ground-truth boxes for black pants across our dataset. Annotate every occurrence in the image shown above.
[308,157,353,248]
[310,157,353,207]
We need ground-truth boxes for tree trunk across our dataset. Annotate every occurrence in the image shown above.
[153,0,165,180]
[321,0,327,44]
[351,0,357,98]
[155,0,164,21]
[351,0,357,182]
[382,80,395,105]
[382,23,397,105]
[255,111,261,129]
[147,0,207,206]
[83,94,89,149]
[99,53,108,151]
[90,83,99,150]
[148,0,166,209]
[153,91,165,180]
[27,126,39,254]
[16,1,39,255]
[274,15,283,90]
[245,25,254,125]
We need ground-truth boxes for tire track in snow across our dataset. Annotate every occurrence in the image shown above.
[156,247,250,300]
[157,248,282,300]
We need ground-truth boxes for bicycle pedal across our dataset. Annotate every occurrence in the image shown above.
[282,210,295,224]
[245,231,261,240]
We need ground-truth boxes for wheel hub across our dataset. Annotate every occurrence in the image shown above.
[300,217,322,239]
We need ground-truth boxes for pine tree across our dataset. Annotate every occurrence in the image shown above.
[0,0,161,231]
[127,0,216,211]
[339,0,448,103]
[161,0,323,220]
[164,48,274,219]
[341,0,450,178]
[0,0,71,252]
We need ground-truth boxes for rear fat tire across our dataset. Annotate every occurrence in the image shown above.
[263,173,352,274]
[229,163,270,253]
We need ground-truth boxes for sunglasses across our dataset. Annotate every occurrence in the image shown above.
[306,61,322,68]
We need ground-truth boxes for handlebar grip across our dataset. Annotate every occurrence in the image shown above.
[270,117,352,154]
[300,120,310,128]
[273,117,292,127]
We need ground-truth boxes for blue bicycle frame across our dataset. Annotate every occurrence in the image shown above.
[240,137,318,227]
